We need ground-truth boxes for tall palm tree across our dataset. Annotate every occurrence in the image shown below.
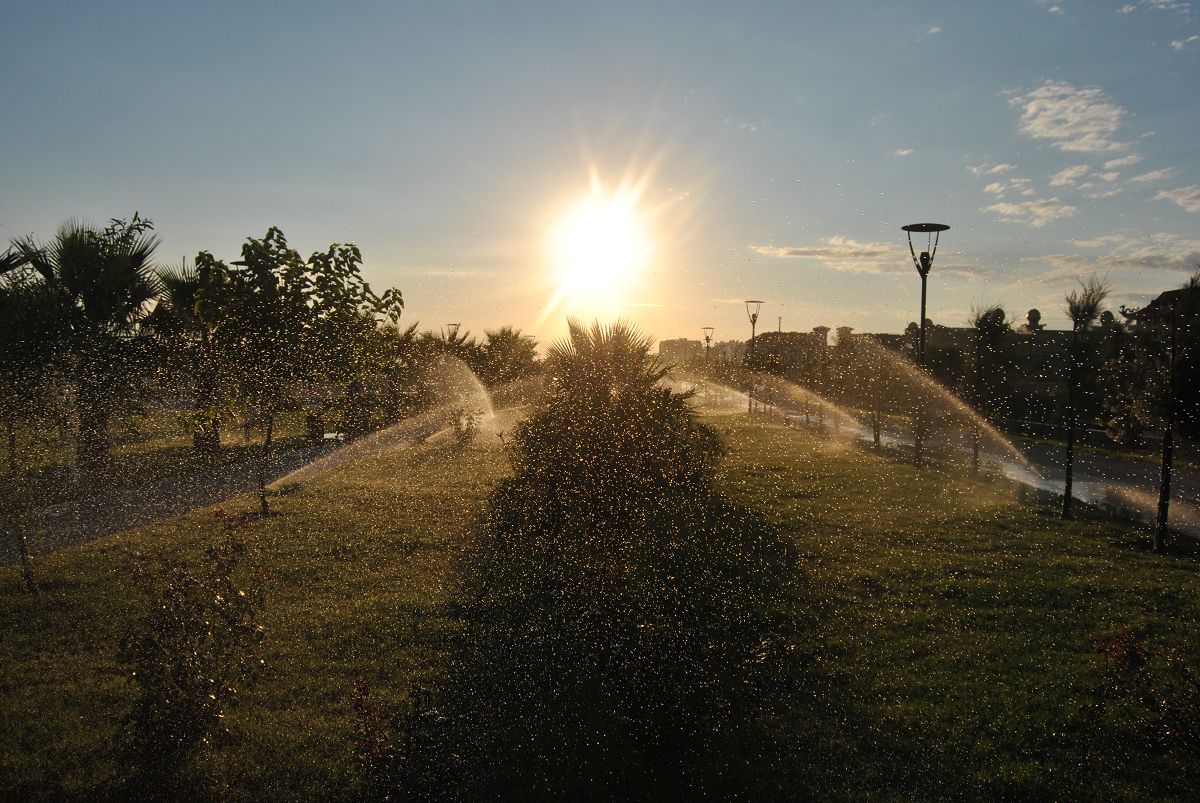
[1062,277,1109,519]
[11,215,161,479]
[481,325,539,385]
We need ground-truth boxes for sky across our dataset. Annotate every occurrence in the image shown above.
[2,0,1198,347]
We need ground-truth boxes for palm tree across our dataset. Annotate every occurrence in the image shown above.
[480,326,539,386]
[11,216,161,480]
[148,260,222,453]
[1061,277,1109,519]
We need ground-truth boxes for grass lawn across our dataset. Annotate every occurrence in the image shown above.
[2,413,1197,800]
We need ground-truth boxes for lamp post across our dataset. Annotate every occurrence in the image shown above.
[902,222,949,464]
[445,322,460,341]
[702,326,714,365]
[745,300,763,414]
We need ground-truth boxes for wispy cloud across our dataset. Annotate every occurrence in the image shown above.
[967,162,1017,176]
[983,197,1079,227]
[1154,185,1200,213]
[1130,167,1176,183]
[1008,80,1129,152]
[926,24,942,34]
[983,177,1035,198]
[1121,0,1194,15]
[1032,0,1067,14]
[1018,232,1200,285]
[750,236,903,273]
[1104,154,1143,168]
[894,148,914,156]
[1171,34,1200,48]
[1049,164,1090,185]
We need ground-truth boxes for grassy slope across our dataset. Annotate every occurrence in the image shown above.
[712,415,1199,800]
[2,414,1197,799]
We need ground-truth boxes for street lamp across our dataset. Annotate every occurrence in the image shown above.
[445,322,461,341]
[702,326,714,365]
[902,222,949,464]
[745,300,763,414]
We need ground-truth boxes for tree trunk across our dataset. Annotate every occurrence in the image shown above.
[258,410,275,517]
[193,345,221,455]
[11,527,39,594]
[76,382,110,485]
[1062,327,1079,520]
[1154,418,1174,552]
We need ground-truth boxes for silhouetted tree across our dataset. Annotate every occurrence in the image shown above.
[390,321,811,799]
[195,228,401,515]
[1062,276,1109,519]
[0,250,61,592]
[10,215,161,482]
[147,260,224,454]
[479,325,539,385]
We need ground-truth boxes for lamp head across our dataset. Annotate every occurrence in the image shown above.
[902,223,949,278]
[745,299,763,325]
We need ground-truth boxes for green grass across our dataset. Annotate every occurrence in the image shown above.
[2,414,1197,799]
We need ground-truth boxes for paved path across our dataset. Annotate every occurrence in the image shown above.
[2,444,332,564]
[1014,439,1200,503]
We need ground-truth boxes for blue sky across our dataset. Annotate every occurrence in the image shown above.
[2,0,1198,345]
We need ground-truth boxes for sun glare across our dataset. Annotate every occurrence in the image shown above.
[541,179,652,324]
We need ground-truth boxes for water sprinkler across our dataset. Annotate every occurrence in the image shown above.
[745,300,763,413]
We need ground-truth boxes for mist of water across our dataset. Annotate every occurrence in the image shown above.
[271,356,498,487]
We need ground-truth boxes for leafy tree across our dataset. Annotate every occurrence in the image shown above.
[1062,276,1109,519]
[1106,271,1200,549]
[967,305,1011,472]
[10,215,161,481]
[195,228,401,514]
[968,304,1011,416]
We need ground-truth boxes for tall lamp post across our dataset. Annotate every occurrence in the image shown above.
[445,322,460,341]
[702,326,714,365]
[902,222,949,464]
[745,300,763,414]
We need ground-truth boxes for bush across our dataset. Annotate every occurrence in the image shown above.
[384,322,816,800]
[118,524,264,792]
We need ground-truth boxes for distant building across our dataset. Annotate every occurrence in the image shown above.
[1121,286,1200,337]
[657,338,703,363]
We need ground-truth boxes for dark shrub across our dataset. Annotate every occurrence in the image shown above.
[118,529,264,793]
[388,322,814,800]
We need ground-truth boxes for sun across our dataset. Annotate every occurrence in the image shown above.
[552,192,650,294]
[540,180,652,324]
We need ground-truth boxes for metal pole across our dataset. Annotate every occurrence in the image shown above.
[748,318,756,414]
[916,272,927,464]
